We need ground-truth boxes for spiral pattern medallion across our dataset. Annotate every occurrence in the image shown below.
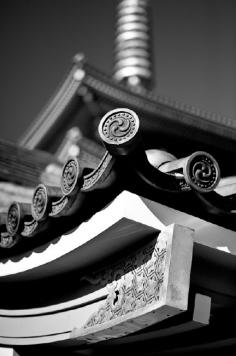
[61,157,80,195]
[32,184,48,221]
[7,202,20,236]
[99,108,139,148]
[184,152,220,192]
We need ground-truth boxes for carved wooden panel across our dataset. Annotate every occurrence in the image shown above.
[72,223,193,343]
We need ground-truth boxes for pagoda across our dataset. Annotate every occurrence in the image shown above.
[0,1,236,355]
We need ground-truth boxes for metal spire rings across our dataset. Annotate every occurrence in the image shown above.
[113,0,153,89]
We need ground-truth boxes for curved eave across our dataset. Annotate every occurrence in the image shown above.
[0,211,159,282]
[2,108,236,265]
[2,117,236,351]
[1,192,236,282]
[19,57,236,152]
[0,239,235,351]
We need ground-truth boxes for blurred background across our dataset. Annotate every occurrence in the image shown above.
[0,0,236,143]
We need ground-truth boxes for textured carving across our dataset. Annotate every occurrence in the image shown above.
[61,157,81,195]
[100,111,137,143]
[83,237,167,328]
[32,184,48,221]
[157,151,220,193]
[184,152,220,193]
[82,152,114,191]
[22,220,38,237]
[98,108,140,155]
[32,184,62,221]
[73,224,193,343]
[0,232,19,248]
[50,196,69,217]
[6,202,21,236]
[72,225,193,343]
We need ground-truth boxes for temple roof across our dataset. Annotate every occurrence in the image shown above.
[1,2,236,352]
[0,114,236,352]
[1,100,236,354]
[1,108,236,261]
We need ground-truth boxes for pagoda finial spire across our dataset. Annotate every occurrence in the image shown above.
[113,0,154,90]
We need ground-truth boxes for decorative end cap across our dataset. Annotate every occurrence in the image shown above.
[32,184,49,221]
[183,151,220,193]
[7,202,22,236]
[98,108,140,155]
[61,157,82,196]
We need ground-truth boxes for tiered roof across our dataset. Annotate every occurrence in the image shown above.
[1,1,236,350]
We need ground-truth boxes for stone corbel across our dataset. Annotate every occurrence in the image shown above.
[72,223,194,343]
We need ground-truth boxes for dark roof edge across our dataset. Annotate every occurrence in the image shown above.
[2,108,236,260]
